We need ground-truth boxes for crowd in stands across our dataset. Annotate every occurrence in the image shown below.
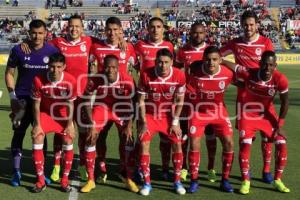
[279,7,300,49]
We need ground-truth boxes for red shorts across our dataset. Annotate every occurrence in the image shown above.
[188,110,233,138]
[92,105,124,132]
[239,111,278,139]
[139,114,181,144]
[40,112,68,134]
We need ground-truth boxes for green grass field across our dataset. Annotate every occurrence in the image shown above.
[0,64,299,200]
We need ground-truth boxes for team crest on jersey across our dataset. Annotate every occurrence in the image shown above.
[255,48,262,56]
[190,126,197,134]
[60,90,68,97]
[80,44,87,52]
[268,88,275,96]
[239,130,245,137]
[43,56,49,64]
[219,81,225,89]
[170,86,176,93]
[120,51,126,59]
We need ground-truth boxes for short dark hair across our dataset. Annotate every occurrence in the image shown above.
[149,17,164,26]
[29,19,46,30]
[203,46,220,58]
[241,10,258,24]
[104,54,119,67]
[261,51,276,61]
[49,53,65,64]
[68,14,83,26]
[156,48,173,60]
[191,22,205,31]
[105,17,122,27]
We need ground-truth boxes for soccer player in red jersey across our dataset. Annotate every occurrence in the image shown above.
[176,22,217,182]
[138,48,186,196]
[222,51,290,194]
[90,17,137,74]
[220,10,275,183]
[31,53,77,193]
[186,46,234,193]
[80,55,138,193]
[135,17,175,180]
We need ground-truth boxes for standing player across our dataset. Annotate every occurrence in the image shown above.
[221,10,274,183]
[5,19,58,187]
[31,53,77,192]
[176,22,218,182]
[137,49,186,196]
[89,17,137,183]
[222,51,290,194]
[135,17,175,180]
[186,46,234,193]
[80,55,138,193]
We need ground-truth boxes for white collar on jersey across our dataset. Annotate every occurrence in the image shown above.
[202,64,221,77]
[47,71,64,85]
[191,42,206,51]
[104,40,118,49]
[67,36,82,45]
[155,66,173,81]
[242,33,260,44]
[257,70,272,83]
[149,39,164,47]
[107,73,120,86]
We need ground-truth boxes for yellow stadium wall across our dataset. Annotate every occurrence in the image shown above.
[1,54,300,66]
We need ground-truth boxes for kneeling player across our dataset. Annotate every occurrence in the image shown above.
[187,46,234,193]
[222,51,290,194]
[80,55,138,193]
[137,49,186,196]
[31,53,76,193]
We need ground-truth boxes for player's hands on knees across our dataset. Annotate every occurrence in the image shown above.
[273,127,287,140]
[170,125,182,139]
[20,41,31,54]
[124,126,134,144]
[64,122,76,140]
[32,125,44,139]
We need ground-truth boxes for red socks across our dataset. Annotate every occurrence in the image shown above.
[262,138,273,173]
[61,144,74,185]
[239,139,252,180]
[172,152,183,182]
[33,144,45,185]
[188,151,200,181]
[140,154,151,184]
[85,146,96,181]
[274,139,287,180]
[222,151,234,180]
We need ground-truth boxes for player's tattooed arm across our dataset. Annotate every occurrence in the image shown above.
[137,93,147,139]
[83,79,95,125]
[64,100,75,139]
[170,93,184,139]
[5,67,21,113]
[31,99,44,138]
[20,40,31,54]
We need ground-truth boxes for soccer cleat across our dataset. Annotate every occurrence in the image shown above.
[188,180,199,193]
[97,173,107,184]
[11,170,21,187]
[139,183,152,196]
[180,169,188,182]
[220,179,234,193]
[61,184,72,193]
[50,165,60,182]
[125,178,139,193]
[262,172,273,184]
[273,179,290,193]
[44,176,51,185]
[174,181,186,195]
[78,165,88,181]
[207,169,217,182]
[31,182,46,193]
[80,180,96,193]
[239,180,250,195]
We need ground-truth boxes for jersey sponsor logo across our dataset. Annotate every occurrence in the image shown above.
[190,126,197,134]
[169,86,176,93]
[80,44,87,52]
[255,48,262,56]
[43,56,49,64]
[219,81,225,89]
[120,51,126,59]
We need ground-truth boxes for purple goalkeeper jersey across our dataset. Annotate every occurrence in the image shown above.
[7,43,59,97]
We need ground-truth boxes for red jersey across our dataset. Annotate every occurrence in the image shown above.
[50,36,94,96]
[138,67,186,117]
[221,35,273,69]
[135,40,174,70]
[176,43,208,72]
[31,72,77,116]
[90,40,137,74]
[87,73,135,112]
[235,65,288,113]
[187,65,233,112]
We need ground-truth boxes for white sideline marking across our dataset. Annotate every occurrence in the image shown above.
[69,157,80,200]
